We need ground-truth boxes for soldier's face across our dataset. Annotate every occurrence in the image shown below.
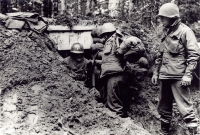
[101,33,109,43]
[160,16,171,27]
[72,53,84,62]
[101,37,106,43]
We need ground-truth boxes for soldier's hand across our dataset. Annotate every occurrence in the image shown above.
[180,76,192,86]
[151,75,158,85]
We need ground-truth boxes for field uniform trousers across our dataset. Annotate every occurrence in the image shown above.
[158,79,198,127]
[101,73,126,115]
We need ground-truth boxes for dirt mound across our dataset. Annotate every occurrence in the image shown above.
[0,25,151,135]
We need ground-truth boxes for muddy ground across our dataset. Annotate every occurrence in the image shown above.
[0,24,151,135]
[0,19,200,135]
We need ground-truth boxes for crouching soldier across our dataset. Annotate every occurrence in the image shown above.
[152,2,200,135]
[119,35,149,110]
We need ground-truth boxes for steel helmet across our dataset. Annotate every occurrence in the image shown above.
[70,43,84,54]
[138,57,149,68]
[91,26,102,38]
[157,3,180,18]
[100,23,116,36]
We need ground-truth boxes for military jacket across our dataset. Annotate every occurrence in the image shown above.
[154,20,200,79]
[100,33,124,78]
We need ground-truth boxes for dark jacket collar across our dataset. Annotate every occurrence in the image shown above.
[161,18,181,42]
[165,18,181,33]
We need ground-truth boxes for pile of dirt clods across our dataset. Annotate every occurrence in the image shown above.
[0,25,151,135]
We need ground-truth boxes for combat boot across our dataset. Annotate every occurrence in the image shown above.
[186,118,198,135]
[188,127,197,135]
[160,121,170,135]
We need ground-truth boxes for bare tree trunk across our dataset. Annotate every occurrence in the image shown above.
[108,0,123,17]
[60,0,65,14]
[86,0,91,14]
[89,0,96,13]
[128,0,133,17]
[0,0,8,14]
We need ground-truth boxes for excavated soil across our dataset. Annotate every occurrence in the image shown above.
[0,25,151,135]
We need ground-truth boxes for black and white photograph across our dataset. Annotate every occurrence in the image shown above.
[0,0,200,135]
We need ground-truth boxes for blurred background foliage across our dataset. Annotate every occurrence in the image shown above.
[0,0,200,26]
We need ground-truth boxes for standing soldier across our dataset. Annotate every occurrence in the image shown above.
[151,3,200,135]
[100,23,145,118]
